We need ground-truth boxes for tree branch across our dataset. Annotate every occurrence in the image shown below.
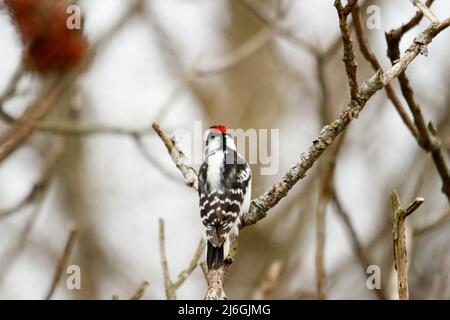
[159,218,176,300]
[386,13,450,203]
[352,4,418,137]
[173,239,205,290]
[413,209,450,236]
[410,0,439,25]
[240,0,318,55]
[252,260,283,300]
[129,281,149,300]
[0,139,64,219]
[152,123,199,190]
[390,191,424,300]
[204,267,227,300]
[158,218,204,300]
[45,223,79,300]
[334,0,360,102]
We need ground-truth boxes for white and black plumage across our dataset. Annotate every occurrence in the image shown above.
[198,125,252,270]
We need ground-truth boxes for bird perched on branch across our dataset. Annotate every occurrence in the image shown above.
[198,125,252,270]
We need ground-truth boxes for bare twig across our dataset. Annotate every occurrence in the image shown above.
[152,123,198,190]
[352,4,418,137]
[396,0,435,37]
[386,13,450,203]
[332,192,368,270]
[315,157,335,300]
[195,28,275,77]
[173,239,205,289]
[159,218,176,300]
[410,0,439,25]
[158,219,204,299]
[0,140,63,219]
[0,137,64,221]
[0,73,76,162]
[413,209,450,236]
[0,65,24,106]
[252,260,283,300]
[45,224,79,300]
[334,0,360,102]
[390,191,424,300]
[240,0,318,55]
[129,281,149,300]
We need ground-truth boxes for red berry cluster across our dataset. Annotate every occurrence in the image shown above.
[5,0,88,73]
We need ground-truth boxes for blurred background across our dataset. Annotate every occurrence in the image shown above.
[0,0,449,299]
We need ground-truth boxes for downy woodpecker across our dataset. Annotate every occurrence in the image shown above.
[198,125,252,270]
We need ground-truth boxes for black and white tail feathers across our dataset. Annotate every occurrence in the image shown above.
[207,240,224,270]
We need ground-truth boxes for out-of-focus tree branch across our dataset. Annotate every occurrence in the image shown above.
[413,209,450,236]
[45,224,79,300]
[0,140,65,285]
[0,140,61,219]
[158,219,205,300]
[240,0,318,55]
[252,260,283,300]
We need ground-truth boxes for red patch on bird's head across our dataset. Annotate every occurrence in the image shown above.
[209,125,228,134]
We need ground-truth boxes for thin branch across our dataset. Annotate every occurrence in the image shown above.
[152,123,199,190]
[0,138,64,285]
[414,209,450,236]
[129,281,149,300]
[173,239,205,289]
[0,138,64,220]
[195,28,275,77]
[158,218,204,299]
[405,197,425,217]
[386,14,450,203]
[333,194,367,273]
[45,224,79,300]
[410,0,440,25]
[0,73,76,162]
[315,157,335,300]
[0,65,24,106]
[89,0,144,52]
[0,142,63,219]
[352,4,418,137]
[394,0,435,38]
[159,218,176,300]
[252,260,283,300]
[240,0,318,55]
[390,191,424,300]
[334,0,360,102]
